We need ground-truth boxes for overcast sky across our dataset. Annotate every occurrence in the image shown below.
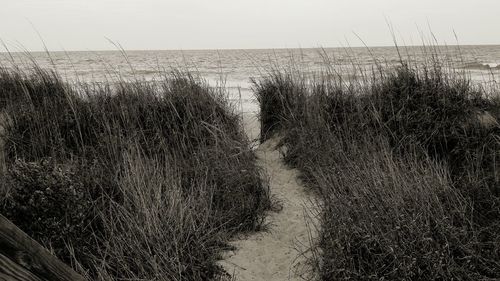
[0,0,499,51]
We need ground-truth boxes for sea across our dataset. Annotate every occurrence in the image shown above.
[1,45,500,115]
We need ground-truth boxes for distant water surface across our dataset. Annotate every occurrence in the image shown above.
[1,45,499,113]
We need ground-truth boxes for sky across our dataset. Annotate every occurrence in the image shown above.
[0,0,499,51]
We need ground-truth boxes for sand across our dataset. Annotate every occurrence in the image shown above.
[241,112,260,145]
[219,134,319,280]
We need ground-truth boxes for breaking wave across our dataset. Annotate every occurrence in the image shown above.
[462,62,500,70]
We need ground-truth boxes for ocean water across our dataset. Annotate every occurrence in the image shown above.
[1,45,499,114]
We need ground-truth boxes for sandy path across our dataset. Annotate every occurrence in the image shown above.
[219,137,319,281]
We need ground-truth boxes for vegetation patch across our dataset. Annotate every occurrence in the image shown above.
[0,67,270,280]
[254,58,500,279]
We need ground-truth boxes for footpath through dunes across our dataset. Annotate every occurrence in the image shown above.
[219,137,319,281]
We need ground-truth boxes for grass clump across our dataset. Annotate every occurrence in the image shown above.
[0,66,270,280]
[371,65,500,225]
[316,134,499,279]
[254,55,500,279]
[252,72,307,143]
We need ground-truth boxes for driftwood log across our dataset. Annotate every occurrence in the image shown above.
[0,214,86,281]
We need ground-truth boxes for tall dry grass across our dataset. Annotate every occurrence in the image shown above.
[254,51,500,279]
[0,66,270,280]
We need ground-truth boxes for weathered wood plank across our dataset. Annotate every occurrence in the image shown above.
[0,253,44,281]
[0,214,86,281]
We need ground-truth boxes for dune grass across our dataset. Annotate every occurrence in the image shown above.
[254,55,500,279]
[0,66,270,280]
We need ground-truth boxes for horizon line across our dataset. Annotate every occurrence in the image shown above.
[1,43,500,54]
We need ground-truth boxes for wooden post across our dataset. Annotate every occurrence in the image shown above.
[0,214,87,281]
